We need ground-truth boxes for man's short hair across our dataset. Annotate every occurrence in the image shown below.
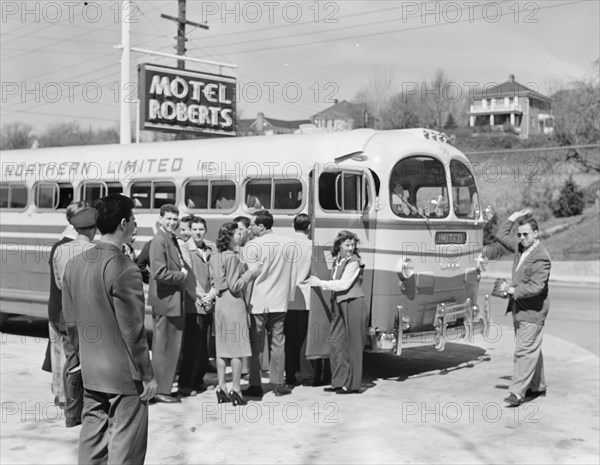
[293,213,310,233]
[517,216,538,232]
[253,210,273,230]
[93,194,135,235]
[159,204,179,217]
[234,216,250,228]
[188,215,207,228]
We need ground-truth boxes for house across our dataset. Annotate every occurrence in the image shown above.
[237,113,312,136]
[468,74,554,138]
[312,100,369,131]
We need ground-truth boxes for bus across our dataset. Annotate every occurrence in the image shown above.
[0,128,491,355]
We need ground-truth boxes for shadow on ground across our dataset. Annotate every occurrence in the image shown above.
[362,343,489,384]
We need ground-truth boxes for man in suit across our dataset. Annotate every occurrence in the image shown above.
[285,213,313,386]
[243,210,297,397]
[179,216,215,396]
[52,202,97,428]
[148,204,188,403]
[43,204,78,409]
[62,194,156,464]
[495,208,551,407]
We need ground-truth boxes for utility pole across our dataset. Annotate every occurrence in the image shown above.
[120,0,132,144]
[161,0,208,70]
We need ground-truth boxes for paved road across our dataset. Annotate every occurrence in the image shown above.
[479,279,600,356]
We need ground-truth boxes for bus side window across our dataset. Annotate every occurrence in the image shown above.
[245,180,271,210]
[33,182,73,210]
[211,181,236,210]
[185,181,209,209]
[319,171,367,212]
[0,184,27,209]
[130,181,176,209]
[153,182,176,209]
[274,179,302,210]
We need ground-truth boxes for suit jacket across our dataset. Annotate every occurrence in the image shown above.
[148,228,186,317]
[496,219,552,324]
[47,236,73,332]
[183,238,216,314]
[245,231,297,314]
[62,242,154,395]
[288,232,312,311]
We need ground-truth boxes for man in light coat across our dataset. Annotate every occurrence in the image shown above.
[495,208,551,407]
[243,210,297,397]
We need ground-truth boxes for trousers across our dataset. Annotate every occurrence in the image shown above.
[510,319,546,397]
[78,388,148,465]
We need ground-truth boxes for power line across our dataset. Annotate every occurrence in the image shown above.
[198,1,584,57]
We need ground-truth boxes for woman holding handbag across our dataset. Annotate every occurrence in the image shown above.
[207,222,261,405]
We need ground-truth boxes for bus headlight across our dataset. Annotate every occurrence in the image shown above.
[396,258,414,280]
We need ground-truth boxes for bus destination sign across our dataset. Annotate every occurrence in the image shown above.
[435,232,467,245]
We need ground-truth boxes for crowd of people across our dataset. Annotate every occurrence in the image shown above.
[42,194,551,464]
[44,194,370,463]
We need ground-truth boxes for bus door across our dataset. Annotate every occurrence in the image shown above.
[305,163,376,359]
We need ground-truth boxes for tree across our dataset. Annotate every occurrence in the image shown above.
[354,66,396,130]
[444,113,457,130]
[423,68,454,130]
[0,122,35,150]
[551,58,600,172]
[553,176,585,218]
[37,121,119,147]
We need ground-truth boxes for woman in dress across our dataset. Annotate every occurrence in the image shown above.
[309,230,368,394]
[207,222,260,405]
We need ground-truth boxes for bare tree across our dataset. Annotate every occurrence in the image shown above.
[354,66,396,130]
[0,122,35,150]
[551,59,600,172]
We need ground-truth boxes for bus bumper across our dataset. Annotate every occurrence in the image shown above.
[367,295,491,356]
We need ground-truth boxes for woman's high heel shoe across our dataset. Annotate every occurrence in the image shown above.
[229,390,247,406]
[216,388,231,404]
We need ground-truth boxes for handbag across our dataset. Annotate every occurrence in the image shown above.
[491,278,509,298]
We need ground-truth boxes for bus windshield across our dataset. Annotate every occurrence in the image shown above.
[390,156,449,218]
[450,160,479,219]
[390,156,479,220]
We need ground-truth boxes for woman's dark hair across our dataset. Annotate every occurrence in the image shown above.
[216,222,238,252]
[331,230,360,258]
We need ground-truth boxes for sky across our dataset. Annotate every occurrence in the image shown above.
[1,0,599,133]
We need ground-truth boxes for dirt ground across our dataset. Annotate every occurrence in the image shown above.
[1,309,599,464]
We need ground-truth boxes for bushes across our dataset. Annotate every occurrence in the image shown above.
[553,176,585,217]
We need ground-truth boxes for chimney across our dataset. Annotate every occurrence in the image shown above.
[256,112,264,135]
[334,99,339,104]
[509,74,515,83]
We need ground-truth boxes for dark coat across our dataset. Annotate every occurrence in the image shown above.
[62,242,154,395]
[147,228,186,317]
[495,219,552,324]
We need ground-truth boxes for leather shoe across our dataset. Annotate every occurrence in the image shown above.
[154,394,181,404]
[336,387,359,395]
[323,386,342,392]
[242,385,264,398]
[525,389,546,398]
[273,384,292,396]
[503,393,523,406]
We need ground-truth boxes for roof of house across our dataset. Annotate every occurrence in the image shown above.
[238,115,312,133]
[472,75,551,103]
[312,100,367,120]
